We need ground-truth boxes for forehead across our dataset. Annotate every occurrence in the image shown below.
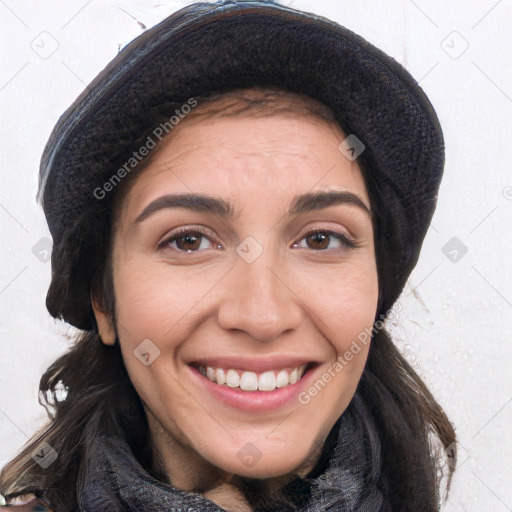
[116,112,369,228]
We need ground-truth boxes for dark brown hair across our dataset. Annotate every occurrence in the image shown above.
[0,87,456,511]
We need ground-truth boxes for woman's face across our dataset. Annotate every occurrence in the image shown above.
[93,111,378,482]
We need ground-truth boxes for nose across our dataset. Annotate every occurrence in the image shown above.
[217,249,303,342]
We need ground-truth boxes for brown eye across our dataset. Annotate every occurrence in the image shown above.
[293,230,356,251]
[305,232,330,250]
[175,232,203,251]
[159,228,220,252]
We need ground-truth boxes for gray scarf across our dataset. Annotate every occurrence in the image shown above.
[78,392,392,511]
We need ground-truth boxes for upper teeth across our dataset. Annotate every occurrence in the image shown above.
[198,365,307,391]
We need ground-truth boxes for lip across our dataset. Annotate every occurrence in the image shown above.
[188,356,316,373]
[188,359,319,412]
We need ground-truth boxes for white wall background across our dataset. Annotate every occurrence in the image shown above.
[1,0,511,509]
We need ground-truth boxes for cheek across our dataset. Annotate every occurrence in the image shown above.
[110,263,186,407]
[296,274,377,428]
[112,256,209,338]
[110,256,225,395]
[302,264,378,413]
[299,256,379,352]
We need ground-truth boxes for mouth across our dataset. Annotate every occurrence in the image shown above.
[190,362,316,392]
[187,358,319,411]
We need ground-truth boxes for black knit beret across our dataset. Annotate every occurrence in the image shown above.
[37,0,444,331]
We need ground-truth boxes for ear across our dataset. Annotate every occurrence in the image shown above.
[90,289,116,346]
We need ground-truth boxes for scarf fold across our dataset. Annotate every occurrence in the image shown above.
[78,392,391,511]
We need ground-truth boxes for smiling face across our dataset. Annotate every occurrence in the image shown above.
[92,100,379,490]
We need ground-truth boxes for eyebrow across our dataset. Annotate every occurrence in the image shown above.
[133,190,371,226]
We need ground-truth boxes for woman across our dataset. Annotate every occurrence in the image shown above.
[0,1,456,511]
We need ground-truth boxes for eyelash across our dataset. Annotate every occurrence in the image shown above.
[293,229,358,250]
[158,227,358,253]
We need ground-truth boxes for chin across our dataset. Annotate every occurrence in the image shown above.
[207,432,322,480]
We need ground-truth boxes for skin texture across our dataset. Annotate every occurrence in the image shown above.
[92,112,379,511]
